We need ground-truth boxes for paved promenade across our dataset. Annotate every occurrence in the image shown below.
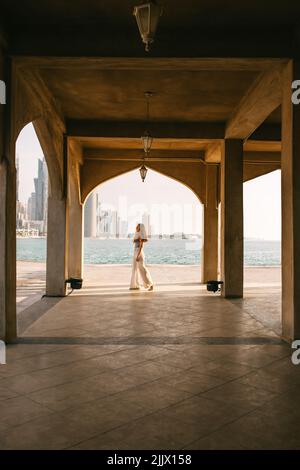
[17,262,281,334]
[0,262,293,450]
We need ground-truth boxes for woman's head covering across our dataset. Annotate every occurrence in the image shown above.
[139,223,148,241]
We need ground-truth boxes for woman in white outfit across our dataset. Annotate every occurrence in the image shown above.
[130,223,154,291]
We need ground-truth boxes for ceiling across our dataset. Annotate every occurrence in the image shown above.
[1,0,300,29]
[76,137,211,151]
[2,1,285,159]
[40,68,258,121]
[266,106,281,124]
[18,56,282,158]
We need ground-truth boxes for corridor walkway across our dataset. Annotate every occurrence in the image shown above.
[0,265,297,449]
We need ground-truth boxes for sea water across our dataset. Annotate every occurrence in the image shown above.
[16,238,281,266]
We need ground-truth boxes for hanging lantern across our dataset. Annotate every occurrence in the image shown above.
[141,130,153,154]
[133,1,162,52]
[139,164,148,182]
[141,91,154,153]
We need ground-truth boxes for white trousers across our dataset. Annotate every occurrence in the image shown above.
[130,248,153,289]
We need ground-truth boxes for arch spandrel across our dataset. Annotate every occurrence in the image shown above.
[145,161,206,204]
[81,159,206,204]
[81,160,141,203]
[12,67,65,200]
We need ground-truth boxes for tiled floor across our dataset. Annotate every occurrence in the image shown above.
[1,265,298,449]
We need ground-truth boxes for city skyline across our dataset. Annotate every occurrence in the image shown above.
[84,192,200,238]
[16,153,48,236]
[17,123,281,240]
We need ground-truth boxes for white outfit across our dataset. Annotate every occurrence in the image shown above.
[130,227,153,289]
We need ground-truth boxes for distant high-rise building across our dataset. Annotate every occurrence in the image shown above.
[24,158,48,235]
[91,195,129,238]
[27,192,37,221]
[120,220,128,238]
[16,153,26,229]
[34,159,44,221]
[142,212,151,237]
[98,209,110,236]
[111,211,120,238]
[84,192,97,237]
[16,200,26,229]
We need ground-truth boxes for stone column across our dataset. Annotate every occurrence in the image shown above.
[220,139,244,298]
[68,202,83,279]
[0,159,17,341]
[0,55,17,341]
[67,141,83,280]
[46,194,68,296]
[202,164,219,282]
[281,60,300,341]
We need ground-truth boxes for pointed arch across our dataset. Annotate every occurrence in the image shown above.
[81,159,206,205]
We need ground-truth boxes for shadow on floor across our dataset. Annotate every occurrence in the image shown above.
[17,336,284,346]
[17,297,64,335]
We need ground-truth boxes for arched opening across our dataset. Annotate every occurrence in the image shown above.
[82,167,203,291]
[15,122,48,328]
[243,169,281,334]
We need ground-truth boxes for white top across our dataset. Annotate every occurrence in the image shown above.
[134,231,141,247]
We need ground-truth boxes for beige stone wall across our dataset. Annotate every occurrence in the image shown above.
[243,162,280,182]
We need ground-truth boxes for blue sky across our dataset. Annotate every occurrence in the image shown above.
[16,123,281,240]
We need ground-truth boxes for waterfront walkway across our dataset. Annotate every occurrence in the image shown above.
[17,262,281,334]
[1,263,296,450]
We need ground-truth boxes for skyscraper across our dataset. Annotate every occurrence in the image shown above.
[26,158,48,234]
[120,220,128,238]
[84,192,97,237]
[34,159,44,221]
[142,212,151,237]
[16,153,27,229]
[111,211,120,238]
[27,192,37,221]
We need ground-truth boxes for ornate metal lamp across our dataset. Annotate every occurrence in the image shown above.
[141,91,154,154]
[139,164,148,182]
[133,1,163,52]
[139,91,154,182]
[141,130,153,155]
